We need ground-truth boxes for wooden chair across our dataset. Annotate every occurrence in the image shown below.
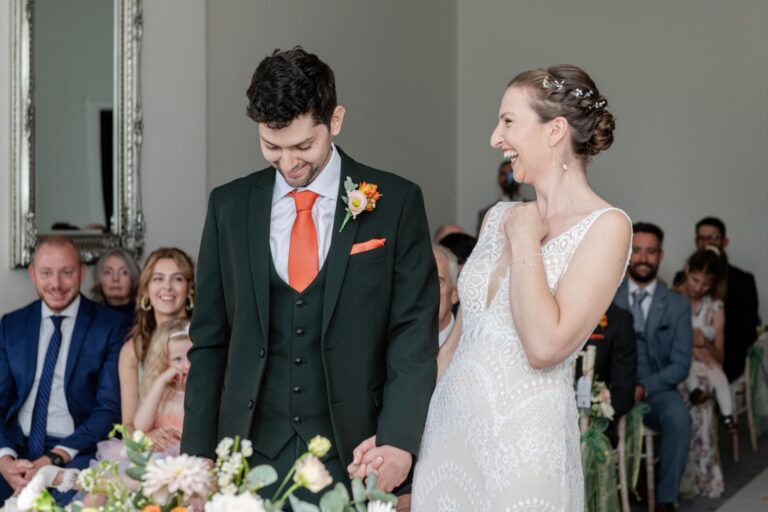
[730,353,758,461]
[639,425,660,512]
[615,415,630,512]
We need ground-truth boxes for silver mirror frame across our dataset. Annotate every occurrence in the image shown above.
[10,0,145,267]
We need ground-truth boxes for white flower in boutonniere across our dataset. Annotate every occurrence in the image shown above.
[340,176,382,232]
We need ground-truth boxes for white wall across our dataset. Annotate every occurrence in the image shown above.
[456,0,768,321]
[205,0,457,234]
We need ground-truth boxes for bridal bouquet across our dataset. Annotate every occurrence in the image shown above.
[13,425,397,512]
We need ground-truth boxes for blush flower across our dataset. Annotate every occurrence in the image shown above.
[346,190,368,218]
[142,454,213,506]
[293,455,332,493]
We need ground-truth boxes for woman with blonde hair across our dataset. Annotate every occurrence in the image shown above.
[118,247,195,433]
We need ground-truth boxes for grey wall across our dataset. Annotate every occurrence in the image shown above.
[456,0,768,321]
[206,0,457,235]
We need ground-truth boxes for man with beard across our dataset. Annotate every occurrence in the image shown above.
[613,222,692,512]
[0,237,127,505]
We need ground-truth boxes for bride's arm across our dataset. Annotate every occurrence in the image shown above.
[437,310,463,381]
[507,207,631,369]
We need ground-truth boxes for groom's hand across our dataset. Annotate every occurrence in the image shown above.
[348,435,383,480]
[360,444,412,493]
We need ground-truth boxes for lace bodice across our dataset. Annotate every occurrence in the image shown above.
[412,202,630,511]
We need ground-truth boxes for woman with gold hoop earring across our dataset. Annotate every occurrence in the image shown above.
[118,248,196,436]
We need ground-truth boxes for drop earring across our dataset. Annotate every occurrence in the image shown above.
[551,144,567,171]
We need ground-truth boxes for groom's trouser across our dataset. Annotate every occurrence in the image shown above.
[642,390,692,503]
[250,434,347,505]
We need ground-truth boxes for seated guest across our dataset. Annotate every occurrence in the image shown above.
[614,223,692,511]
[576,303,637,447]
[0,237,127,505]
[439,232,478,275]
[674,217,759,382]
[119,248,195,433]
[433,244,459,349]
[434,224,465,242]
[90,248,141,325]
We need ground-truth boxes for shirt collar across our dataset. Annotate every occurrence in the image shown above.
[628,278,657,299]
[272,144,341,201]
[41,294,81,320]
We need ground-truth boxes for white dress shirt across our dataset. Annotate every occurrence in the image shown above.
[0,297,80,460]
[628,279,658,321]
[438,313,456,348]
[270,144,341,283]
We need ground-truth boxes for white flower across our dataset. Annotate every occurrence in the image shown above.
[216,438,234,460]
[240,439,253,458]
[17,473,46,510]
[293,455,332,493]
[142,454,213,505]
[599,400,615,420]
[132,430,145,443]
[307,436,331,458]
[204,492,266,512]
[346,190,367,218]
[368,501,396,512]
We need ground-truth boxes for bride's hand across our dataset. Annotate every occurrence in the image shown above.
[503,203,546,247]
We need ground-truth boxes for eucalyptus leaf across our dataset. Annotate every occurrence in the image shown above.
[333,482,350,502]
[247,465,278,490]
[344,176,357,193]
[351,478,366,503]
[122,437,143,452]
[319,487,346,512]
[125,466,146,482]
[365,473,378,494]
[126,449,149,466]
[289,494,321,512]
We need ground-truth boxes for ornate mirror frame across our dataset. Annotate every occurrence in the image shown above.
[10,0,145,267]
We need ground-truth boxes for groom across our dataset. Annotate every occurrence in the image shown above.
[180,47,439,502]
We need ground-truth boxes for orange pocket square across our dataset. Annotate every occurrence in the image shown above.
[350,238,386,255]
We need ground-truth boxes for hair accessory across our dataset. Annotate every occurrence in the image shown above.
[169,322,191,340]
[570,88,594,99]
[542,78,565,91]
[588,99,607,110]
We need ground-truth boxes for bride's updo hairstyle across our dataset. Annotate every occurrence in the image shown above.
[509,64,615,161]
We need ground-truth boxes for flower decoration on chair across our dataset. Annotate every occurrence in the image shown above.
[12,425,397,512]
[340,177,382,233]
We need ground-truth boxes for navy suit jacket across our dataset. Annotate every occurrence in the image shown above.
[614,280,692,398]
[0,295,127,455]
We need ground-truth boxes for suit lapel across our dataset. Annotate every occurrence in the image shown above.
[21,302,43,401]
[614,280,629,311]
[65,295,92,388]
[248,170,276,344]
[645,284,667,366]
[321,152,361,337]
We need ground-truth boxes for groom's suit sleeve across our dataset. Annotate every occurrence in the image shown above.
[181,188,231,458]
[376,184,439,456]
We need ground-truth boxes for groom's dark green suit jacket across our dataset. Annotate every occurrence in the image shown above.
[181,148,439,467]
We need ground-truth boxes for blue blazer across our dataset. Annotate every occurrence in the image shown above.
[613,280,692,398]
[0,295,128,455]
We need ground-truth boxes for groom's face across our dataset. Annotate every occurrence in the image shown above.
[259,107,345,188]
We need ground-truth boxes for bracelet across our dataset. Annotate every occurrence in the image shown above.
[512,252,542,265]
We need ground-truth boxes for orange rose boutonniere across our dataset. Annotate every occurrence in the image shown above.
[340,177,382,232]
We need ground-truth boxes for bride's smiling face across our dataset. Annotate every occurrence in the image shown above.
[490,86,551,184]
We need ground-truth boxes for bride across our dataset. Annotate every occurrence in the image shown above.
[411,65,631,511]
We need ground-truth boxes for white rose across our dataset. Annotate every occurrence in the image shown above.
[293,455,333,493]
[205,492,266,512]
[346,190,367,218]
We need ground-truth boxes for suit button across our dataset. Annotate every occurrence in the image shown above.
[259,348,266,358]
[294,357,303,366]
[293,416,302,424]
[295,298,305,307]
[296,328,305,336]
[293,386,302,394]
[247,400,254,409]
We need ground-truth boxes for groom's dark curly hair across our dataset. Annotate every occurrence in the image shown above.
[246,46,337,129]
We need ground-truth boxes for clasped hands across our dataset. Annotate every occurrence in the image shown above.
[346,435,412,493]
[0,449,70,495]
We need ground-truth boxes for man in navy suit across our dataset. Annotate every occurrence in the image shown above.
[614,223,692,512]
[0,237,127,505]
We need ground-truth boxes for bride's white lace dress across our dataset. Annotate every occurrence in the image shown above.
[412,202,627,511]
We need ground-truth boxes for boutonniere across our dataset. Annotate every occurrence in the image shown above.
[589,314,609,341]
[339,176,382,232]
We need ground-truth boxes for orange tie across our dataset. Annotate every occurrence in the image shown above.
[288,190,320,292]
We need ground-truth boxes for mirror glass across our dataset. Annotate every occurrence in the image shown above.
[34,0,115,234]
